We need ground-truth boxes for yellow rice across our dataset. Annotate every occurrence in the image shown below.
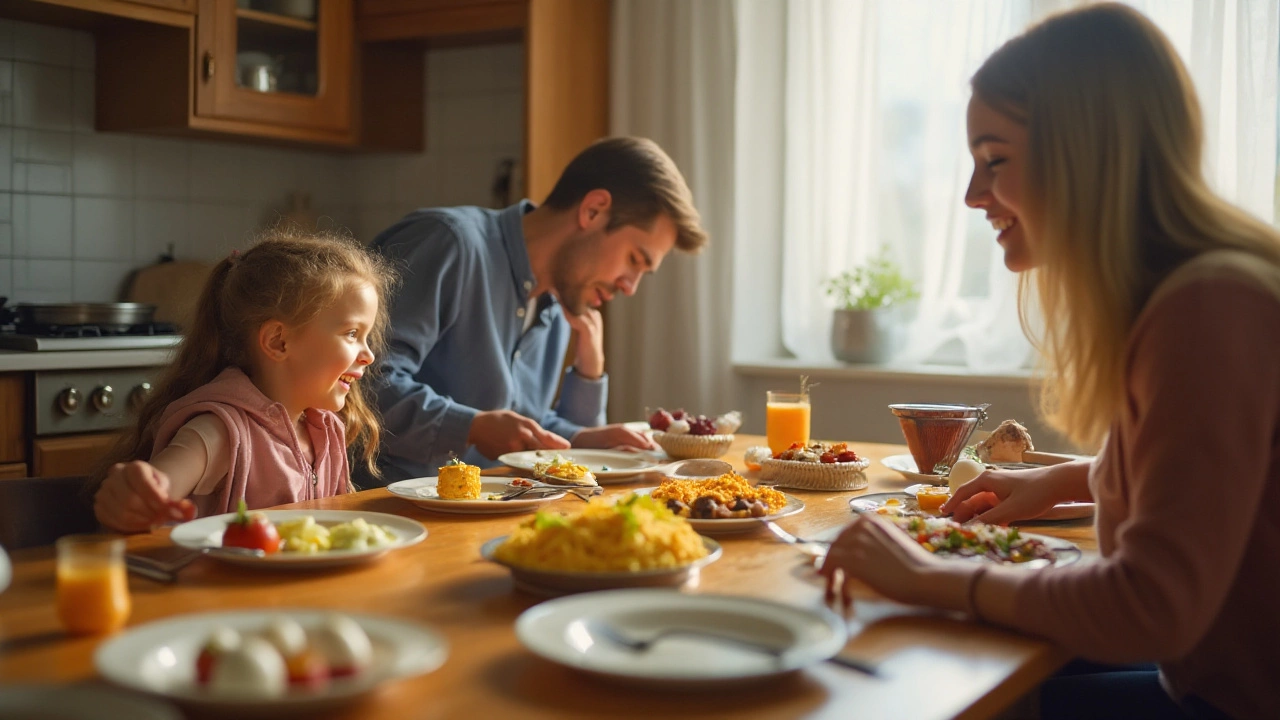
[438,461,481,499]
[650,473,787,512]
[493,495,707,572]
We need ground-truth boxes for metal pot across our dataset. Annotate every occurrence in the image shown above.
[13,302,156,330]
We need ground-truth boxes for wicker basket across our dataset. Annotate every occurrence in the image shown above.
[652,431,734,460]
[758,457,871,491]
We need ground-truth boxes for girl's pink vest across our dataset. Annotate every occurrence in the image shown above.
[151,367,350,516]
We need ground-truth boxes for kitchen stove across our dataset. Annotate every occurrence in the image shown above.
[0,322,182,352]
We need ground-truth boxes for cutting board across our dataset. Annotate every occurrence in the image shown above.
[125,261,212,330]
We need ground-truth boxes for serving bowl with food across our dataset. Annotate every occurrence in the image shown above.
[481,495,721,596]
[637,473,804,533]
[758,441,871,491]
[648,407,741,460]
[95,609,447,714]
[168,509,426,570]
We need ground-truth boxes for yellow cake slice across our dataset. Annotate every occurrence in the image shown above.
[437,458,482,499]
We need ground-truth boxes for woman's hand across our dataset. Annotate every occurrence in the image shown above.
[819,515,973,612]
[94,461,195,533]
[941,462,1089,525]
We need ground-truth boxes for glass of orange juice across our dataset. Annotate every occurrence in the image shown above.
[766,391,811,455]
[56,534,131,635]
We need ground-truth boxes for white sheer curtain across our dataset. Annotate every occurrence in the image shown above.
[606,0,739,421]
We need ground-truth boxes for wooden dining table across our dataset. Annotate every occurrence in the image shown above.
[0,436,1097,719]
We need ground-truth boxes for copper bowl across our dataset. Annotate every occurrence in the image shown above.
[888,403,989,476]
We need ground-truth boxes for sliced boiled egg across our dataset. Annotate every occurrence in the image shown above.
[307,614,373,678]
[208,635,287,698]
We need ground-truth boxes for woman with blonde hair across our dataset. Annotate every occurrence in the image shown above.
[91,229,397,532]
[821,4,1279,718]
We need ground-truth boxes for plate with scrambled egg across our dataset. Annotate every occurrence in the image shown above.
[387,477,566,514]
[497,449,663,483]
[170,510,427,569]
[637,474,805,533]
[481,495,721,596]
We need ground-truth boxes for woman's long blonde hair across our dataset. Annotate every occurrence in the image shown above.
[90,227,398,492]
[971,3,1280,450]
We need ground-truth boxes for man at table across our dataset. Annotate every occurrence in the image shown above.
[365,137,709,485]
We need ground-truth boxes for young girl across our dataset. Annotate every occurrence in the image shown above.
[91,229,397,533]
[821,5,1279,720]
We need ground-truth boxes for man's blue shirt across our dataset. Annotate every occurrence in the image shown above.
[367,202,608,484]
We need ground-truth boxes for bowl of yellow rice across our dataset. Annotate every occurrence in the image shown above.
[481,495,721,596]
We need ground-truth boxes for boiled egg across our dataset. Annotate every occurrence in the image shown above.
[948,459,985,494]
[208,635,287,698]
[307,614,373,677]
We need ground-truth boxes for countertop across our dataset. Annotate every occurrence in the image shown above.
[0,348,175,372]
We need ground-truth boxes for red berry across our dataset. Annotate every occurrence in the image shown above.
[820,452,837,463]
[671,408,687,420]
[648,408,673,432]
[836,451,860,463]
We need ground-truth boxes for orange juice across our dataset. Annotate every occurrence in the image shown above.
[766,393,811,454]
[56,535,131,635]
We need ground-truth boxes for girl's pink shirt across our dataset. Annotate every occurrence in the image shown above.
[150,366,350,515]
[984,252,1280,719]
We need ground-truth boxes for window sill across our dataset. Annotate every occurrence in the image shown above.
[733,358,1038,388]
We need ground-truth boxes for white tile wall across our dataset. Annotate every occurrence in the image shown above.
[0,18,525,303]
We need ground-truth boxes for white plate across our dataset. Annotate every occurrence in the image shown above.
[387,477,565,514]
[95,609,447,716]
[895,484,1095,522]
[881,454,941,483]
[169,510,427,569]
[516,589,847,685]
[846,493,1083,566]
[481,536,722,596]
[0,686,182,720]
[632,488,805,534]
[497,449,663,483]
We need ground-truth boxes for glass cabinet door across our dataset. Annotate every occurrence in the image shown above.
[196,0,353,135]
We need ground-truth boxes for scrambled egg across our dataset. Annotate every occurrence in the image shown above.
[276,516,395,554]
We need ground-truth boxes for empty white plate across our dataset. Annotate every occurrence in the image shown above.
[95,609,447,716]
[516,589,847,685]
[169,510,427,570]
[387,476,565,514]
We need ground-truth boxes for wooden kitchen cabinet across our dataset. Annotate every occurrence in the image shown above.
[0,374,27,466]
[358,0,526,41]
[33,434,120,479]
[126,0,195,11]
[96,0,356,145]
[0,464,28,480]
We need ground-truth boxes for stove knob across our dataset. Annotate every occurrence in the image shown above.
[91,385,115,412]
[58,387,82,415]
[130,382,153,412]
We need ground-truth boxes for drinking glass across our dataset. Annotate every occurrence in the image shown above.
[766,391,811,455]
[56,534,131,635]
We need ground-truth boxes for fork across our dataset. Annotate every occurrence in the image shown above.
[761,521,831,548]
[590,621,880,676]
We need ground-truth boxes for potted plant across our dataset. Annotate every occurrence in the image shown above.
[823,250,919,363]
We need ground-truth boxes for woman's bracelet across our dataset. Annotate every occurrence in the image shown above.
[966,566,990,621]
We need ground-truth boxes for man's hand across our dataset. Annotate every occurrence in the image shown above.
[564,308,605,379]
[468,410,571,459]
[572,424,655,451]
[94,461,195,533]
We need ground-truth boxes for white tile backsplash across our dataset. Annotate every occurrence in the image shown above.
[134,200,188,262]
[14,194,72,258]
[13,21,74,67]
[2,26,523,303]
[133,137,189,200]
[74,197,133,259]
[12,62,72,130]
[71,259,134,302]
[73,133,133,196]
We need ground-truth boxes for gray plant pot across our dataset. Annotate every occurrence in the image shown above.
[831,307,904,364]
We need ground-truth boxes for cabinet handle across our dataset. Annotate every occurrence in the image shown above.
[202,51,215,82]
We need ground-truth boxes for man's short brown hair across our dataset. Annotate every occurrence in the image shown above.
[542,137,708,253]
